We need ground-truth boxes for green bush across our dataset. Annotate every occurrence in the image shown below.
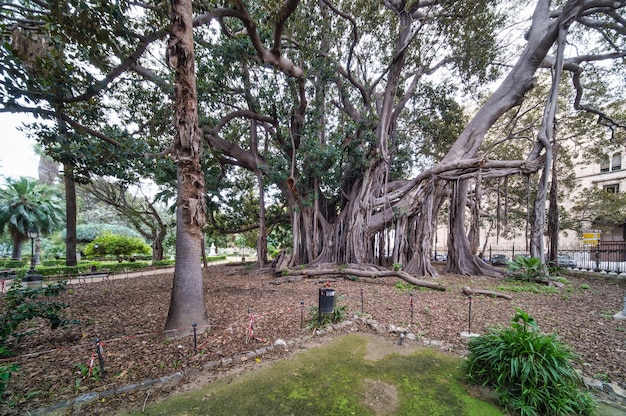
[507,256,548,282]
[465,309,595,416]
[83,232,151,258]
[0,260,27,269]
[152,259,175,267]
[64,224,143,243]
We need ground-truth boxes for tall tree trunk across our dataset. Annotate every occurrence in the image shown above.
[64,164,78,266]
[164,0,209,334]
[11,239,22,260]
[530,24,569,261]
[445,180,500,277]
[547,142,559,262]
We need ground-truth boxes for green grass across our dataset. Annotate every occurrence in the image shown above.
[126,334,503,416]
[496,282,558,294]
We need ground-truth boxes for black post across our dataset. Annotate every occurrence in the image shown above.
[360,288,364,314]
[594,245,601,272]
[95,338,105,378]
[30,236,35,271]
[468,295,473,334]
[409,292,414,324]
[300,301,304,329]
[192,322,197,351]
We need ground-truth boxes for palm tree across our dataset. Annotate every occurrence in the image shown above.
[0,177,65,260]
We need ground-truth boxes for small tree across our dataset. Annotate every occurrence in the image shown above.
[0,177,65,259]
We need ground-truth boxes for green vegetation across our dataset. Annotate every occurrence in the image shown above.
[0,280,74,349]
[507,256,548,282]
[305,294,347,330]
[394,281,416,292]
[83,232,151,258]
[465,309,595,416]
[0,364,18,405]
[497,282,559,294]
[130,334,503,416]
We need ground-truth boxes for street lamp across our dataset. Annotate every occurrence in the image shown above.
[27,227,39,272]
[24,227,43,288]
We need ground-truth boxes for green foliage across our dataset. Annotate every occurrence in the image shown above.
[0,364,18,404]
[83,232,151,258]
[0,260,28,269]
[152,259,175,267]
[497,283,558,295]
[74,362,101,386]
[507,256,548,282]
[465,309,596,416]
[394,281,416,292]
[0,177,65,258]
[306,295,347,330]
[0,280,75,348]
[67,224,143,244]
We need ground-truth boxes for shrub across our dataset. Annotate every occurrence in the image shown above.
[83,233,151,258]
[465,309,595,416]
[507,256,548,282]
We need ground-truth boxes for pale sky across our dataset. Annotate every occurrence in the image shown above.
[0,113,40,180]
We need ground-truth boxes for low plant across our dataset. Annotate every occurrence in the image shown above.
[507,256,548,282]
[74,362,102,387]
[0,280,76,349]
[306,295,347,330]
[394,281,415,292]
[0,364,18,404]
[465,308,595,416]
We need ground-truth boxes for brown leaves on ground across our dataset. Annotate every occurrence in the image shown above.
[1,263,625,415]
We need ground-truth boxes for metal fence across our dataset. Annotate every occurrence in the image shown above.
[482,244,626,274]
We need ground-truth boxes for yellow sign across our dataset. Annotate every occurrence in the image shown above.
[582,231,600,246]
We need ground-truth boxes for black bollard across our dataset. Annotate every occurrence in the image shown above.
[409,292,414,324]
[192,322,197,351]
[468,295,473,334]
[300,301,304,329]
[360,288,364,314]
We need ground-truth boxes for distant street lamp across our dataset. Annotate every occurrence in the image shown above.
[27,227,39,272]
[25,227,43,288]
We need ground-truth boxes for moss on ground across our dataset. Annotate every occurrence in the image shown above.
[125,334,503,416]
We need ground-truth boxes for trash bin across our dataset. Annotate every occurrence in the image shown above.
[318,288,335,314]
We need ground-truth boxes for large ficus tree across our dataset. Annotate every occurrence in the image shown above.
[1,0,625,327]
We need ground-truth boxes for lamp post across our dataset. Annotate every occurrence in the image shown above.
[25,227,42,288]
[27,227,39,272]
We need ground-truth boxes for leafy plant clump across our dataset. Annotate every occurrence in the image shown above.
[465,309,595,416]
[507,256,548,282]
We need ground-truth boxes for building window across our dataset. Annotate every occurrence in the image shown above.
[604,184,619,193]
[612,153,622,171]
[601,159,610,172]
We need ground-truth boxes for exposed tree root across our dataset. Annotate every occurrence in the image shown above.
[273,264,445,291]
[462,286,512,300]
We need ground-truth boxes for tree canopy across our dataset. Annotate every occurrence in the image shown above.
[1,0,624,284]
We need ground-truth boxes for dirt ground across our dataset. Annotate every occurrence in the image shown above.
[1,263,625,415]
